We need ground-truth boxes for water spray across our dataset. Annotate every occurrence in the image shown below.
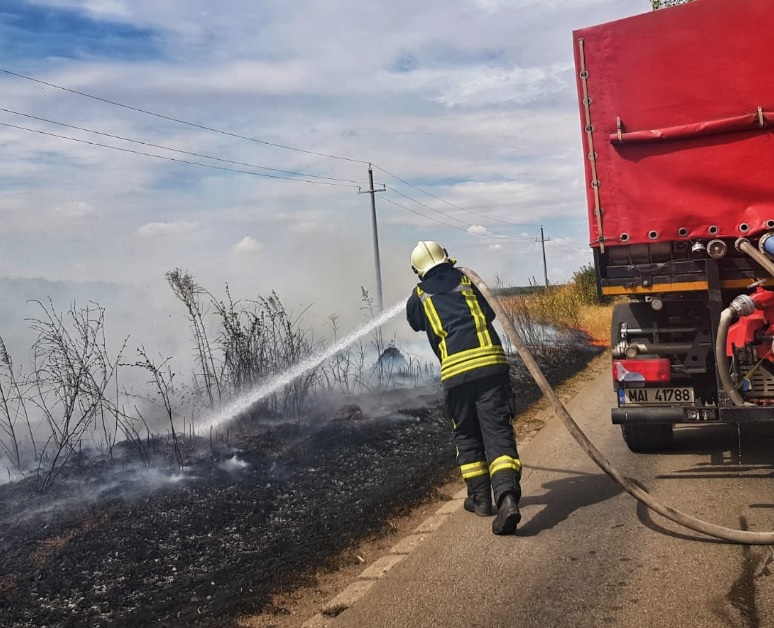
[202,300,407,433]
[460,266,774,545]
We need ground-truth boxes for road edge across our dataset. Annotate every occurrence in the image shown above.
[239,351,612,628]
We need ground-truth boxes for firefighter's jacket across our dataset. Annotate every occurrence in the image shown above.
[406,264,509,389]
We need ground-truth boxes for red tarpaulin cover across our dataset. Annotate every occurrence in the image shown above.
[573,0,774,248]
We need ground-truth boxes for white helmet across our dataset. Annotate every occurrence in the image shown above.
[411,241,450,278]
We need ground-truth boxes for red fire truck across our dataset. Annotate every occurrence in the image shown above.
[573,0,774,451]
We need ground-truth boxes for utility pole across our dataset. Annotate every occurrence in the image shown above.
[358,164,385,311]
[537,225,551,288]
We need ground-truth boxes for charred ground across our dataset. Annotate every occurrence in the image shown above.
[0,345,599,628]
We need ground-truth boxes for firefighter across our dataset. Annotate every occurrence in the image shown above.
[406,241,522,535]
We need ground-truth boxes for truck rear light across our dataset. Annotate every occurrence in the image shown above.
[613,359,671,383]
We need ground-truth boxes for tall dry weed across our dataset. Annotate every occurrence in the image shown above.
[498,266,613,346]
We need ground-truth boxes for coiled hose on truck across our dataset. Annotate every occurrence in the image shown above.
[459,266,774,545]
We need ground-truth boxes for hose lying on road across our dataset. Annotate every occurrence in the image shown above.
[460,266,774,545]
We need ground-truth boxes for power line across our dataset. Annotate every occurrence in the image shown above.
[0,67,558,236]
[0,107,368,186]
[0,107,528,233]
[383,181,542,235]
[380,195,470,231]
[0,108,539,232]
[380,195,532,241]
[0,67,370,165]
[2,105,505,226]
[384,185,481,229]
[0,120,363,187]
[3,112,535,243]
[373,163,532,228]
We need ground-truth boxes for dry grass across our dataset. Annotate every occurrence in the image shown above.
[575,302,614,346]
[499,283,614,347]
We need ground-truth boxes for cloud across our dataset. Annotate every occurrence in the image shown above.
[231,236,263,253]
[467,225,490,236]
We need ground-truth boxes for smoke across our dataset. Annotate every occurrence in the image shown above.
[0,456,24,485]
[202,299,408,431]
[0,283,442,509]
[218,454,251,473]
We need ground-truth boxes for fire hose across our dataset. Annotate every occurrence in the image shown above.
[460,266,774,545]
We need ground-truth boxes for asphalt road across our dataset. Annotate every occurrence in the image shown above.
[305,367,774,628]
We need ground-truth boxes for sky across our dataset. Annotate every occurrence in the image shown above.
[0,0,653,361]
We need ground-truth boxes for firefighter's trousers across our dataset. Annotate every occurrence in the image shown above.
[444,373,521,504]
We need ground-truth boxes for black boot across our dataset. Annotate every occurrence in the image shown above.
[492,492,521,535]
[463,475,494,517]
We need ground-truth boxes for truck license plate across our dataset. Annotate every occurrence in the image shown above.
[620,387,694,404]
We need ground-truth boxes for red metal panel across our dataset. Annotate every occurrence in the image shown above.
[573,0,774,248]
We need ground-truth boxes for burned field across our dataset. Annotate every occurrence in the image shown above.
[0,346,598,628]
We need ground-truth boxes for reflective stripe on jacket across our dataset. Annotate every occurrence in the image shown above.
[406,265,508,388]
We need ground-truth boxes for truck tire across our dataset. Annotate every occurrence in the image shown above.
[621,423,673,452]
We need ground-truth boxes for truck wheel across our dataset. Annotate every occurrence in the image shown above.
[621,423,673,452]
